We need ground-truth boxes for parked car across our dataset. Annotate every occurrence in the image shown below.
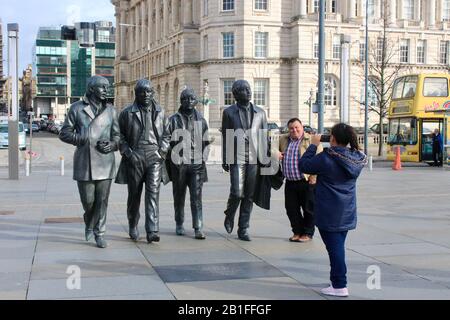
[32,123,40,133]
[370,123,388,134]
[0,121,27,150]
[303,125,318,134]
[23,123,30,134]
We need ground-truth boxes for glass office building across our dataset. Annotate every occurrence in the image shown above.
[34,21,115,120]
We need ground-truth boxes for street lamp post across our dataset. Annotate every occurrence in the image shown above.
[318,0,325,133]
[8,23,19,180]
[364,0,369,155]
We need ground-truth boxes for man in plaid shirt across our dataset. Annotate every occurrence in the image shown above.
[278,118,323,242]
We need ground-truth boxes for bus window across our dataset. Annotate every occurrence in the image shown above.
[392,77,405,99]
[388,118,418,145]
[392,76,417,99]
[403,77,417,98]
[423,77,448,97]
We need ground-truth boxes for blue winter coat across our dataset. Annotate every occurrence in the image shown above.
[299,145,367,232]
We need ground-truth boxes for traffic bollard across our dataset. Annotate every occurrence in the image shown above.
[25,154,30,177]
[60,156,65,176]
[369,155,373,171]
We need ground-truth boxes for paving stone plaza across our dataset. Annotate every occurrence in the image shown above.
[0,159,449,300]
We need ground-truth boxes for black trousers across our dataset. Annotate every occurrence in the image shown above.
[284,179,315,236]
[171,163,204,230]
[433,146,443,166]
[77,179,112,237]
[224,164,258,230]
[126,146,163,234]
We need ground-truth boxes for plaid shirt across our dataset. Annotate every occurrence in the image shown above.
[282,136,304,181]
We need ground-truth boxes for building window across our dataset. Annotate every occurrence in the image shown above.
[255,32,268,58]
[361,80,379,108]
[222,0,234,11]
[332,35,341,60]
[203,0,208,16]
[313,0,319,13]
[359,40,366,62]
[443,0,450,21]
[314,33,319,59]
[403,0,415,20]
[254,79,268,108]
[376,38,384,63]
[223,32,235,58]
[324,76,338,107]
[365,0,375,17]
[255,0,268,10]
[400,39,409,63]
[440,41,449,64]
[416,40,426,64]
[203,35,208,59]
[331,0,337,13]
[223,79,235,106]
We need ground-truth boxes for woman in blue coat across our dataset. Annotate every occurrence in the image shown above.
[299,123,367,297]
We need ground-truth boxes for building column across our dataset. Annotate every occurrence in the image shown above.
[428,0,436,27]
[193,0,200,24]
[437,0,443,23]
[415,0,421,21]
[135,5,140,52]
[375,0,382,19]
[129,9,134,55]
[173,0,179,29]
[120,11,127,58]
[348,0,356,20]
[163,0,168,37]
[148,0,153,47]
[389,0,397,26]
[155,0,160,40]
[141,2,147,51]
[184,0,193,25]
[116,9,121,57]
[300,0,307,18]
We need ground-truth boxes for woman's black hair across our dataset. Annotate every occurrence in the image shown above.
[331,123,360,151]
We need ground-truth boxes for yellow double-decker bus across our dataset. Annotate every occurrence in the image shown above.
[387,73,449,164]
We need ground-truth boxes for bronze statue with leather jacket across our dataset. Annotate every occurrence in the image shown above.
[166,88,211,240]
[115,79,171,244]
[59,76,120,249]
[221,80,271,241]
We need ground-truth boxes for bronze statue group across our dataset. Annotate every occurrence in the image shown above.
[60,75,367,297]
[60,76,272,248]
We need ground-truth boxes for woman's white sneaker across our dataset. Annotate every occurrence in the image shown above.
[321,285,349,297]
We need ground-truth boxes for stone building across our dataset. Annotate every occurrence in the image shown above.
[112,0,450,129]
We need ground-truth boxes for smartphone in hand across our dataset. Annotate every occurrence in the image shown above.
[320,135,331,143]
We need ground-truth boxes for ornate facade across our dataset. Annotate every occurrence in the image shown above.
[112,0,450,128]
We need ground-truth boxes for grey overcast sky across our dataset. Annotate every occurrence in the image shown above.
[0,0,115,73]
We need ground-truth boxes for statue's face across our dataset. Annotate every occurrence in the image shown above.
[136,84,155,107]
[233,81,252,105]
[180,91,198,112]
[90,80,109,101]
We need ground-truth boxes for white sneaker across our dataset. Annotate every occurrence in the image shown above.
[321,285,349,297]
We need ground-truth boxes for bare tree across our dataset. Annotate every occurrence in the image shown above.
[359,1,412,156]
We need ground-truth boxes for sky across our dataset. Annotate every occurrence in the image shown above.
[0,0,115,74]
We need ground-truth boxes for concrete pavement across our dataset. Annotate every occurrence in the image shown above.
[0,156,449,300]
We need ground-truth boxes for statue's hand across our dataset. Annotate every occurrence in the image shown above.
[97,141,113,154]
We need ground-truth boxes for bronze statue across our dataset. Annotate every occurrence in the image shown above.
[115,79,171,243]
[59,75,120,248]
[221,80,270,241]
[167,88,210,240]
